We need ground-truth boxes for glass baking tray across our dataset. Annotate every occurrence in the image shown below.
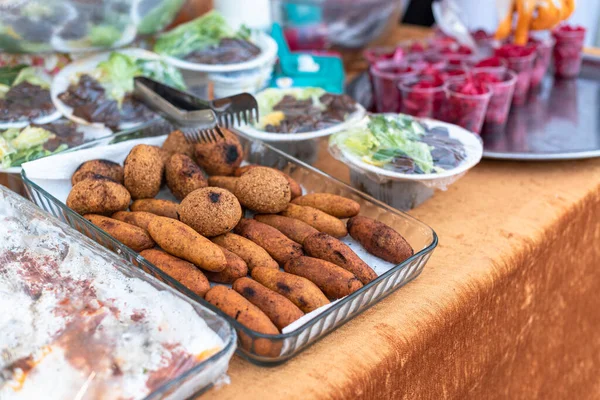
[0,185,236,400]
[21,121,438,365]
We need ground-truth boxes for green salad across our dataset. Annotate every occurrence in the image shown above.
[331,115,438,174]
[87,52,186,106]
[154,10,251,58]
[0,126,64,169]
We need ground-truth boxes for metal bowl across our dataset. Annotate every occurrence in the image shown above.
[0,0,185,53]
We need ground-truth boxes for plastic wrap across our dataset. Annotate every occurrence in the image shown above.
[0,186,236,399]
[329,116,483,210]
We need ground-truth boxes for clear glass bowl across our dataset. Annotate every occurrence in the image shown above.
[271,0,404,50]
[21,120,438,365]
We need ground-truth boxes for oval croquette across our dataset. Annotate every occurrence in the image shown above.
[71,159,124,186]
[178,187,242,237]
[124,144,164,199]
[165,153,207,200]
[194,128,243,176]
[67,176,130,216]
[234,167,291,213]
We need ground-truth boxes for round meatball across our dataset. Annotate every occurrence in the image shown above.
[161,130,194,158]
[165,154,207,200]
[67,176,131,216]
[71,159,124,186]
[178,187,242,237]
[235,167,291,213]
[194,128,243,176]
[124,145,164,199]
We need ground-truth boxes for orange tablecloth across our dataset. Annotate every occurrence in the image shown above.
[200,26,600,399]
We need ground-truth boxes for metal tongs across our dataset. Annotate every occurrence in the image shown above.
[133,77,259,143]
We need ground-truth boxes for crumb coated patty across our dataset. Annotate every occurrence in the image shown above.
[234,167,291,213]
[71,159,124,186]
[124,144,164,199]
[178,187,242,237]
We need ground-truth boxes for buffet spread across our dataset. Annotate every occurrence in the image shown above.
[0,0,593,398]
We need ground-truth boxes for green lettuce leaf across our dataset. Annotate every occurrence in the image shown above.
[10,126,54,151]
[0,65,28,86]
[89,25,122,47]
[137,0,186,35]
[13,67,50,89]
[136,59,186,90]
[95,52,142,105]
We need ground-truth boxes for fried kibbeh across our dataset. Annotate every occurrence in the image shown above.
[347,216,414,264]
[140,249,210,297]
[251,267,329,313]
[254,214,318,245]
[205,286,280,355]
[130,199,179,219]
[124,144,164,199]
[234,219,304,265]
[280,203,347,238]
[194,128,243,176]
[71,159,124,186]
[165,153,207,200]
[284,256,363,299]
[303,232,377,285]
[161,130,194,158]
[203,246,248,284]
[147,216,226,272]
[67,177,130,216]
[235,167,291,213]
[233,277,304,330]
[207,176,238,193]
[291,193,360,218]
[211,232,278,271]
[234,165,302,199]
[178,187,242,237]
[84,214,154,252]
[111,211,157,231]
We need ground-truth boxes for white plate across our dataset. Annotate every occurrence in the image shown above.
[51,48,162,130]
[160,32,278,73]
[0,109,63,130]
[332,116,483,183]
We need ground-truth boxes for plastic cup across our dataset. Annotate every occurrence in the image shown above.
[495,45,535,106]
[439,44,475,66]
[370,60,418,113]
[475,69,517,133]
[552,26,586,79]
[405,53,447,73]
[464,56,508,77]
[398,77,446,119]
[445,80,492,134]
[431,65,470,82]
[363,47,399,65]
[529,37,555,89]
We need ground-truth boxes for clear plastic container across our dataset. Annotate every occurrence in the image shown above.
[21,121,438,365]
[552,26,587,79]
[0,184,236,399]
[445,81,492,134]
[370,61,419,113]
[529,37,555,89]
[494,45,536,106]
[475,70,517,134]
[399,79,446,119]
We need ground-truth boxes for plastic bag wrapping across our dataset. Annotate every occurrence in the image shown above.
[0,186,236,400]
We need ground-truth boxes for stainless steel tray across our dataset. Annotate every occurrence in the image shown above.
[21,121,438,365]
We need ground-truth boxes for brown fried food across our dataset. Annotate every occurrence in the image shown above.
[178,187,242,237]
[291,193,360,218]
[284,256,363,299]
[205,286,280,355]
[347,216,414,264]
[111,211,157,231]
[124,144,164,199]
[161,130,194,158]
[203,246,248,283]
[130,199,179,219]
[254,214,318,245]
[233,277,304,330]
[234,165,302,199]
[280,203,347,238]
[251,267,329,313]
[165,154,207,200]
[67,176,130,216]
[234,167,291,213]
[84,214,154,252]
[140,249,210,297]
[207,176,238,193]
[303,232,377,285]
[234,219,303,265]
[194,128,243,176]
[211,232,278,271]
[147,216,226,272]
[71,159,124,186]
